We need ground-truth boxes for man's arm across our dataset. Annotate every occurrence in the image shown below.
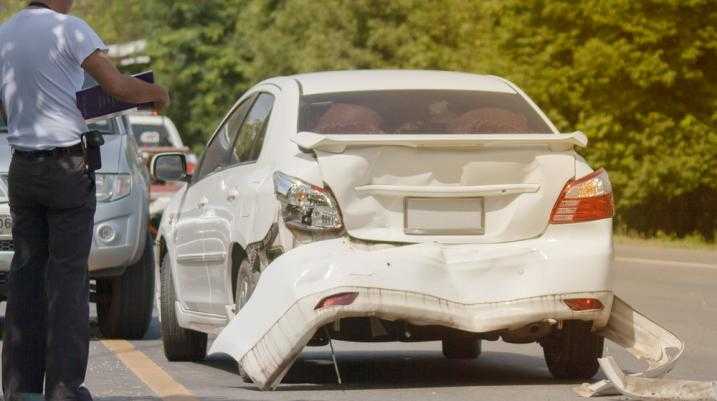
[82,50,170,111]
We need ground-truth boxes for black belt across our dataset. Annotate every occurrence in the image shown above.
[14,143,84,159]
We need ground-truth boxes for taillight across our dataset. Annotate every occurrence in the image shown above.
[273,171,344,232]
[550,168,614,224]
[315,292,358,310]
[186,161,196,175]
[563,298,604,311]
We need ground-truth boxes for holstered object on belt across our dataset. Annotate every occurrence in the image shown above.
[82,130,104,171]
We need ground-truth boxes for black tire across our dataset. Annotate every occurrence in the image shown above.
[234,254,261,383]
[160,255,207,361]
[541,320,604,380]
[97,233,155,339]
[237,365,253,383]
[235,255,261,312]
[442,333,481,359]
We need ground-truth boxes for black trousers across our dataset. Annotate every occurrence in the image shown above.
[2,151,95,401]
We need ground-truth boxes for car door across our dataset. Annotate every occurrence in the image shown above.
[172,115,241,314]
[205,91,276,313]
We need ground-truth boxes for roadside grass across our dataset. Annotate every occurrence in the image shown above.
[614,231,717,251]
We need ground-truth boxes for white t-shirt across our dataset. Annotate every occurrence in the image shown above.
[0,8,107,150]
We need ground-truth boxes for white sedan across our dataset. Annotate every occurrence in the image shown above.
[152,70,616,389]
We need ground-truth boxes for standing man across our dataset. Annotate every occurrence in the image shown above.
[0,1,170,400]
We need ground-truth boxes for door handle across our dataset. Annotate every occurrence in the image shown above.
[198,197,208,208]
[226,189,240,202]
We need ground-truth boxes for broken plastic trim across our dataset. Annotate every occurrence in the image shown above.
[576,296,717,400]
[599,357,717,401]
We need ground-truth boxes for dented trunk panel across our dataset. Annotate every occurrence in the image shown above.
[315,146,576,243]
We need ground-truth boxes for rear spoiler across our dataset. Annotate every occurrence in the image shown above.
[292,131,588,153]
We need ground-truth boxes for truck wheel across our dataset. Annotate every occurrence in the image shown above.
[442,333,481,359]
[541,320,603,380]
[160,256,207,361]
[97,233,155,340]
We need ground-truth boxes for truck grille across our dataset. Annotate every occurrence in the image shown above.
[0,240,15,252]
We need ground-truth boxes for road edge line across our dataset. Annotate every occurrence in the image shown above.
[615,256,717,270]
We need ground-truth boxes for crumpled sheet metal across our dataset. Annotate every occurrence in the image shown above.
[576,296,716,401]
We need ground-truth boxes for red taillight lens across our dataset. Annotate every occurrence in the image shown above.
[564,298,604,311]
[550,168,614,224]
[186,161,196,175]
[315,292,358,310]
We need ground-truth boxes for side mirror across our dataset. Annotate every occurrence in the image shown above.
[151,153,189,182]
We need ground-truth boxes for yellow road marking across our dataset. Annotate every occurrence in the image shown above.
[101,340,200,401]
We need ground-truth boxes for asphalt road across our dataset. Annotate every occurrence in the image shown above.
[1,243,716,401]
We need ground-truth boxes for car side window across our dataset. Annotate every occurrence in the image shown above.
[193,97,254,182]
[232,93,274,164]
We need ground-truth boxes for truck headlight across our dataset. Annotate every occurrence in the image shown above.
[273,171,343,232]
[95,174,132,202]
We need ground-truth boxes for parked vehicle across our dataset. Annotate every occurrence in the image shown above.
[152,70,614,388]
[0,113,155,340]
[127,113,196,223]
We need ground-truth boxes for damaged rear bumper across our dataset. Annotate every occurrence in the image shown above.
[209,224,614,389]
[213,287,612,389]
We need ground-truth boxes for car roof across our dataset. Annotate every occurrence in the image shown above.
[282,70,517,95]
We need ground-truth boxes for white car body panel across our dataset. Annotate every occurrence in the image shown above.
[156,70,709,398]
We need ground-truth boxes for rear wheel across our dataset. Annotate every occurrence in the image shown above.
[96,233,155,339]
[442,332,481,359]
[160,256,207,361]
[541,320,603,380]
[234,254,261,383]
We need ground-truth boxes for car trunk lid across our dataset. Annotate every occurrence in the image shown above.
[294,132,584,244]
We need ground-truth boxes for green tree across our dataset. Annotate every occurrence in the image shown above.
[1,0,144,42]
[141,0,248,153]
[477,0,717,238]
[4,0,715,239]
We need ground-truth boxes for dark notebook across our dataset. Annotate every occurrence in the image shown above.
[76,71,154,121]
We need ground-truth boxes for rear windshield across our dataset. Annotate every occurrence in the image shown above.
[131,123,176,147]
[299,90,553,135]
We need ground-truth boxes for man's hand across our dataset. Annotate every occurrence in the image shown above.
[82,50,171,111]
[154,86,171,112]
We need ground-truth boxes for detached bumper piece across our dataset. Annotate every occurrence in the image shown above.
[576,297,717,401]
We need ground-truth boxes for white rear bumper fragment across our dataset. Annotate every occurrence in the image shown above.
[576,297,717,401]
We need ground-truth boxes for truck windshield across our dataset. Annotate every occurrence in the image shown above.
[131,123,177,147]
[299,90,553,135]
[88,119,118,134]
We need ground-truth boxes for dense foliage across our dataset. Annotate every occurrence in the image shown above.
[1,0,715,239]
